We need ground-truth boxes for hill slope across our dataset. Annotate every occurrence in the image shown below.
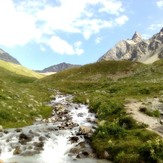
[40,60,163,162]
[0,48,20,64]
[0,60,51,128]
[98,28,163,63]
[0,60,43,79]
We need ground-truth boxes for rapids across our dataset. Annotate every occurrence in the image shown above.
[0,93,110,163]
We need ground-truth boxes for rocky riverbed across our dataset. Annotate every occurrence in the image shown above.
[0,93,110,163]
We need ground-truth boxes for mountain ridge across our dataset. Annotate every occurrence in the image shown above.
[98,28,163,63]
[37,62,81,73]
[0,48,20,65]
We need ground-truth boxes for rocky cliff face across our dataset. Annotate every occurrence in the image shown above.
[98,28,163,63]
[38,62,81,73]
[0,49,20,65]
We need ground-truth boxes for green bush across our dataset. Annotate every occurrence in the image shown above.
[115,151,139,163]
[139,139,163,162]
[119,116,138,129]
[139,107,160,118]
[0,110,12,120]
[96,123,127,139]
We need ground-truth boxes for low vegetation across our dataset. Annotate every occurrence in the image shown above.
[39,60,163,162]
[1,59,163,162]
[139,106,160,117]
[0,62,51,128]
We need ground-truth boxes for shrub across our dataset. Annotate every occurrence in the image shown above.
[139,106,160,118]
[139,139,163,162]
[119,116,138,129]
[115,151,139,163]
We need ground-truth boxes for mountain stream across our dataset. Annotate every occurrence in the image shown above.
[0,93,109,163]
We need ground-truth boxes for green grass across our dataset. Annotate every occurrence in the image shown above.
[0,60,43,79]
[38,59,163,162]
[0,62,52,128]
[1,59,163,162]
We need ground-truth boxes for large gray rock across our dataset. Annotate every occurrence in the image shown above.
[98,28,163,64]
[79,126,92,135]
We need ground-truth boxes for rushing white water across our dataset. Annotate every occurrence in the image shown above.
[0,94,110,163]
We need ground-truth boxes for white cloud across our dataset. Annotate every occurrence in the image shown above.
[0,0,40,47]
[156,0,163,8]
[45,36,84,55]
[74,41,84,55]
[98,0,124,15]
[0,0,128,54]
[95,37,102,44]
[47,36,75,55]
[115,15,129,25]
[149,23,163,31]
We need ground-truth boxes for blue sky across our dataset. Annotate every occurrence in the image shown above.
[0,0,163,70]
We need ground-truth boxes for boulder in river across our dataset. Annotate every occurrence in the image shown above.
[69,136,79,143]
[19,133,32,144]
[13,146,22,155]
[79,126,92,135]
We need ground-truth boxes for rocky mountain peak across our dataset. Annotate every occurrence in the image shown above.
[131,32,142,42]
[98,28,163,64]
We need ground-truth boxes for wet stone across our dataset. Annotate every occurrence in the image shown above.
[34,141,44,148]
[15,128,22,132]
[19,133,32,145]
[39,136,46,141]
[13,146,22,155]
[3,130,9,134]
[69,136,79,143]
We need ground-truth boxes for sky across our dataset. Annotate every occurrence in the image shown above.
[0,0,163,70]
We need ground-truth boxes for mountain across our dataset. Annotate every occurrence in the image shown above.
[98,28,163,63]
[38,62,81,73]
[0,48,20,64]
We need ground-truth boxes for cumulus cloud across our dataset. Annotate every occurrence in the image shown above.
[47,36,75,55]
[95,37,102,44]
[98,0,124,15]
[0,0,128,54]
[0,0,40,47]
[156,0,163,8]
[149,23,163,31]
[45,36,84,55]
[115,15,129,25]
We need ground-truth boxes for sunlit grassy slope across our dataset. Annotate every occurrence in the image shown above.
[40,60,163,162]
[0,61,51,128]
[0,60,43,79]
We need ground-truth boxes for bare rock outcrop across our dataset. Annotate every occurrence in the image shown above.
[98,28,163,64]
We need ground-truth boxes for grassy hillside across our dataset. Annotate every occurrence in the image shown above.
[0,61,52,128]
[0,60,43,79]
[39,60,163,162]
[1,59,163,162]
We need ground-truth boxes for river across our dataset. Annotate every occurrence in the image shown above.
[0,93,110,163]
